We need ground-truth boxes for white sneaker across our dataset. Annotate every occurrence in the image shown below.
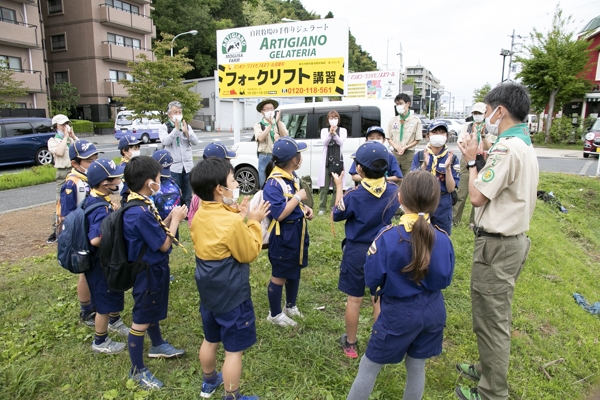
[91,338,126,354]
[284,306,304,319]
[267,311,297,327]
[318,210,325,215]
[108,318,130,337]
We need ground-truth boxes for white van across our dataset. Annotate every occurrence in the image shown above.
[114,110,163,143]
[230,100,395,195]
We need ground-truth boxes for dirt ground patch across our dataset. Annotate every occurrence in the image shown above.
[0,204,56,263]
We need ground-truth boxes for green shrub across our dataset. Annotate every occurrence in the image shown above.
[584,116,597,131]
[549,116,577,144]
[70,120,93,134]
[93,122,114,129]
[0,164,55,190]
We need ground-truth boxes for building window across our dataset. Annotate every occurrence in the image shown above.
[54,71,69,84]
[51,34,66,50]
[0,56,22,71]
[108,33,141,49]
[109,69,133,82]
[14,103,27,109]
[105,0,140,15]
[0,7,16,23]
[47,0,63,15]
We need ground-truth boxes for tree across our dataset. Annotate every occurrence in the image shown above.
[118,34,202,123]
[51,82,80,117]
[473,83,491,103]
[516,6,593,142]
[243,0,278,26]
[0,62,27,109]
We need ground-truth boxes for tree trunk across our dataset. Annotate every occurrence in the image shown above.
[545,89,559,143]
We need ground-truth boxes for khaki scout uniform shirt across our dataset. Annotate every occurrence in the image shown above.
[254,120,287,154]
[457,122,496,155]
[387,114,423,148]
[473,124,539,236]
[48,135,74,169]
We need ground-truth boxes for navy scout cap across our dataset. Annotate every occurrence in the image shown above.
[69,140,99,160]
[428,120,448,133]
[203,142,237,159]
[272,137,307,163]
[87,158,125,187]
[118,135,142,150]
[351,141,389,172]
[366,126,386,137]
[152,149,174,177]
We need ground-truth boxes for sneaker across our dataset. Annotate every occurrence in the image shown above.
[148,340,185,358]
[455,386,481,400]
[108,318,130,337]
[46,232,57,244]
[266,311,297,327]
[317,210,325,215]
[129,367,164,390]
[200,372,223,398]
[455,363,481,382]
[91,338,126,354]
[339,333,358,359]
[284,305,304,318]
[80,311,96,327]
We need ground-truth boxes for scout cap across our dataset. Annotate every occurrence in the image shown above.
[152,149,174,177]
[87,158,125,187]
[69,140,99,160]
[272,137,307,163]
[351,141,389,172]
[118,135,142,150]
[52,114,70,126]
[428,121,448,133]
[256,98,279,112]
[472,102,486,114]
[203,142,237,159]
[365,126,386,138]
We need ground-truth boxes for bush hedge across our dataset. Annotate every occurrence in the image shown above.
[71,120,94,134]
[93,122,114,129]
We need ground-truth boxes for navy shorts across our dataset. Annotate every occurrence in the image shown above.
[365,291,446,364]
[337,241,372,297]
[84,259,124,315]
[201,299,256,353]
[432,192,453,235]
[268,219,309,279]
[132,261,170,324]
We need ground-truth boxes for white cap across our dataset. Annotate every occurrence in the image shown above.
[52,114,70,125]
[472,103,486,114]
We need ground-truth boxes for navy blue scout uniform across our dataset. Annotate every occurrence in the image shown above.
[333,142,400,297]
[410,144,459,234]
[57,140,99,218]
[364,218,454,364]
[151,150,182,221]
[118,136,142,206]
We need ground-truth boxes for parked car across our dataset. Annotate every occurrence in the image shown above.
[433,118,463,136]
[0,117,55,166]
[415,115,431,135]
[114,111,162,143]
[230,100,395,195]
[583,119,600,158]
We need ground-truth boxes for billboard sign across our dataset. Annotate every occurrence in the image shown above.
[346,70,399,100]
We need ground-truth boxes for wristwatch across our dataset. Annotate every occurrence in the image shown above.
[466,160,477,169]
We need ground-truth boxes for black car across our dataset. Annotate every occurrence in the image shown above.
[0,118,56,166]
[416,115,431,135]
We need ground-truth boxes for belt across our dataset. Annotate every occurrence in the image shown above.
[473,226,507,238]
[394,148,415,154]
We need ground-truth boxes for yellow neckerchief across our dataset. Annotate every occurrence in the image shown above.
[399,213,430,232]
[425,144,448,176]
[68,168,88,182]
[361,177,387,198]
[266,166,307,265]
[127,191,188,253]
[90,189,112,204]
[120,157,130,164]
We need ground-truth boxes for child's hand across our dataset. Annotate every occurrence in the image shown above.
[331,171,344,186]
[238,196,250,219]
[422,151,430,170]
[296,188,307,201]
[248,200,270,222]
[170,205,188,223]
[304,206,314,220]
[443,150,454,172]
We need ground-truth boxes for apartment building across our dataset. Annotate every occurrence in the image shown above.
[41,0,155,122]
[405,65,443,93]
[0,0,48,115]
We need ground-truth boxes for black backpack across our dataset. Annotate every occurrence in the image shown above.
[57,200,106,273]
[99,199,149,291]
[417,150,459,206]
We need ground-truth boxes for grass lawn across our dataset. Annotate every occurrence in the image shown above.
[0,164,55,191]
[1,172,600,399]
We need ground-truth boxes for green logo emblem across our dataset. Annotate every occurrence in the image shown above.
[222,32,247,55]
[482,169,495,182]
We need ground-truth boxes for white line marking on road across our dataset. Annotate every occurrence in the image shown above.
[578,161,593,176]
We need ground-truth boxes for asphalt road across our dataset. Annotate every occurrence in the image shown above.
[0,134,598,214]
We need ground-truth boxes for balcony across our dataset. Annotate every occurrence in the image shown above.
[0,20,38,48]
[104,80,129,97]
[101,42,154,64]
[99,4,153,34]
[12,0,38,4]
[12,70,43,93]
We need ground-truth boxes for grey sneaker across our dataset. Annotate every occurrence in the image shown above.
[267,311,297,327]
[148,340,185,358]
[108,318,130,337]
[80,311,96,327]
[91,338,126,354]
[284,306,304,318]
[129,367,164,390]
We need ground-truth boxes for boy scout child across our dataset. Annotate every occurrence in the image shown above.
[332,141,400,359]
[117,135,142,206]
[190,157,269,400]
[348,126,403,184]
[455,82,539,400]
[386,93,423,176]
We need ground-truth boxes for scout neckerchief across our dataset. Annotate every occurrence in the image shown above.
[261,118,276,144]
[68,168,88,182]
[361,177,387,198]
[121,157,130,164]
[492,123,532,147]
[90,189,112,205]
[54,131,73,146]
[471,122,485,145]
[399,213,430,232]
[425,144,449,176]
[127,191,188,253]
[267,166,307,265]
[397,111,410,142]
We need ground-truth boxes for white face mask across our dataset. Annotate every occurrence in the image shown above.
[396,105,406,115]
[130,150,140,158]
[172,114,183,122]
[149,181,160,196]
[368,139,385,145]
[473,114,484,123]
[222,186,239,205]
[485,107,501,135]
[429,134,447,147]
[264,111,274,119]
[329,118,339,127]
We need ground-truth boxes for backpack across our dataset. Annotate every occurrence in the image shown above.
[417,150,459,206]
[249,177,288,249]
[99,199,149,291]
[57,200,106,274]
[300,175,314,208]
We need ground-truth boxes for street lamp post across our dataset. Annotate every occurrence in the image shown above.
[500,49,511,81]
[170,30,198,57]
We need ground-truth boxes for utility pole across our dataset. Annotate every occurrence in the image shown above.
[506,29,526,81]
[385,37,393,70]
[397,42,403,91]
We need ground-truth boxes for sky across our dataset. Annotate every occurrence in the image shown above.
[298,0,600,112]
